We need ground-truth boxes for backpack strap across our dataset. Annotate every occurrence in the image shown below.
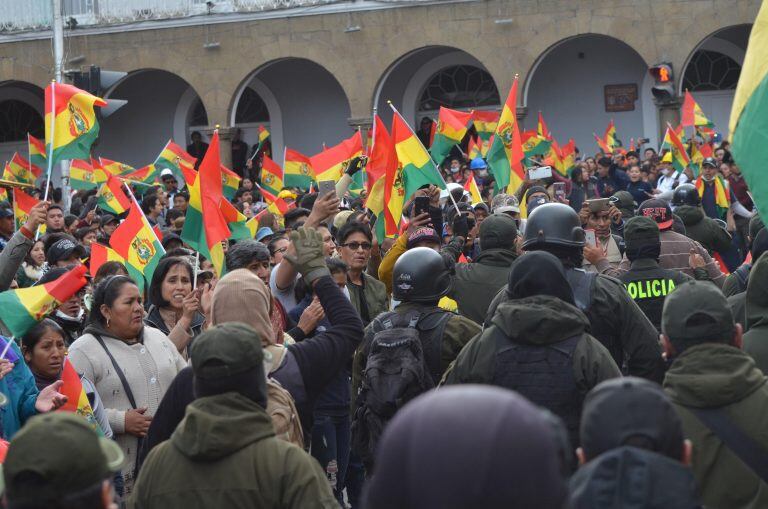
[688,406,768,483]
[416,309,452,383]
[734,264,751,290]
[566,269,596,312]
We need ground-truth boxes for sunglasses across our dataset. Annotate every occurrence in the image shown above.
[341,242,372,251]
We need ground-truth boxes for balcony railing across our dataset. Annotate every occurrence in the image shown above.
[0,0,358,32]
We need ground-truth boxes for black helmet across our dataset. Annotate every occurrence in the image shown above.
[522,203,585,250]
[672,183,700,207]
[393,247,452,303]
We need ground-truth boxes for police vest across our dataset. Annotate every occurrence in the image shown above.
[620,266,685,332]
[624,278,677,299]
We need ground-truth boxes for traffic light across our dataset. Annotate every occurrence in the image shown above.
[67,65,128,118]
[649,63,675,104]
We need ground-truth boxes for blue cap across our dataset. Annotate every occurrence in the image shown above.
[470,158,487,170]
[255,226,274,242]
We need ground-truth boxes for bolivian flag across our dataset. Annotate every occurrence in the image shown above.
[367,115,394,240]
[59,358,100,432]
[45,83,106,166]
[537,111,551,140]
[695,174,730,220]
[468,137,482,160]
[12,188,38,231]
[89,243,126,278]
[603,120,617,149]
[99,158,134,177]
[122,164,158,186]
[256,125,270,153]
[430,107,473,166]
[260,154,284,196]
[666,125,690,176]
[521,130,552,159]
[682,91,714,128]
[221,165,241,200]
[486,77,525,194]
[97,174,131,215]
[0,264,88,338]
[258,185,295,217]
[473,110,499,142]
[386,108,446,236]
[220,199,252,240]
[284,148,315,190]
[730,1,768,224]
[110,199,164,290]
[154,140,197,186]
[181,132,230,278]
[463,173,482,204]
[594,132,613,154]
[27,134,46,169]
[311,131,363,183]
[69,159,100,190]
[6,153,41,185]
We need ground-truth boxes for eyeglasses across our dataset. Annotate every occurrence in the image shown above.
[341,242,372,251]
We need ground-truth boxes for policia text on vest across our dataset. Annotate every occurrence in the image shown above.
[624,279,677,299]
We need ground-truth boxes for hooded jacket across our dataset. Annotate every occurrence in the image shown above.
[664,343,768,509]
[675,205,732,254]
[446,247,518,324]
[743,252,768,374]
[130,392,337,509]
[570,446,701,509]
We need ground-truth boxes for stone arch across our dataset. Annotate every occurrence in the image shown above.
[229,58,352,160]
[523,34,655,153]
[373,46,501,127]
[0,80,45,164]
[97,69,207,167]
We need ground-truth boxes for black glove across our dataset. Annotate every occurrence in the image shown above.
[344,156,366,177]
[453,215,469,239]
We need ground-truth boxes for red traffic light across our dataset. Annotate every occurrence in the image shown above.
[649,64,673,83]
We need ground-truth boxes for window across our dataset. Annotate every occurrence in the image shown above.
[418,65,500,112]
[683,50,741,91]
[0,100,44,142]
[235,87,270,123]
[189,98,209,126]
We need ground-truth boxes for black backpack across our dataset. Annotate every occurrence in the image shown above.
[351,308,450,469]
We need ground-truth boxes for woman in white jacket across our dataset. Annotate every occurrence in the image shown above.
[69,275,186,495]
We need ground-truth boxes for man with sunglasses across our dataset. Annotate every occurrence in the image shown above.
[336,221,388,327]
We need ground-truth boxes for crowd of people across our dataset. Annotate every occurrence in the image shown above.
[0,125,766,509]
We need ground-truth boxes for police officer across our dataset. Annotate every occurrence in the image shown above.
[619,216,707,331]
[672,183,731,255]
[486,203,664,383]
[352,247,481,399]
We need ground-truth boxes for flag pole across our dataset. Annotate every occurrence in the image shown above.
[37,80,57,240]
[121,181,167,255]
[0,336,15,360]
[387,101,462,217]
[193,251,200,290]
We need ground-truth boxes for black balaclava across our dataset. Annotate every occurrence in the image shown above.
[507,251,575,305]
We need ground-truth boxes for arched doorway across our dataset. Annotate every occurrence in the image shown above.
[681,24,752,139]
[524,34,652,154]
[231,58,352,159]
[98,69,207,167]
[0,81,45,165]
[374,46,500,128]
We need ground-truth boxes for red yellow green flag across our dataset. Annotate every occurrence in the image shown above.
[6,153,41,184]
[310,131,363,182]
[486,77,525,193]
[537,111,551,139]
[666,125,691,176]
[257,185,295,217]
[695,174,731,219]
[0,264,88,337]
[284,148,315,190]
[689,141,704,176]
[181,132,230,277]
[220,199,252,241]
[255,125,271,154]
[473,110,499,142]
[390,107,445,217]
[560,139,577,175]
[480,135,493,157]
[99,158,134,177]
[89,243,126,278]
[260,154,284,196]
[521,130,552,159]
[603,120,617,149]
[594,132,613,154]
[221,165,241,200]
[366,115,394,240]
[27,134,46,169]
[58,358,100,432]
[109,198,164,291]
[0,188,7,203]
[12,188,38,231]
[547,140,566,176]
[682,91,714,128]
[468,136,482,160]
[97,174,131,215]
[463,172,482,204]
[122,164,158,186]
[45,83,106,166]
[430,107,474,165]
[154,140,197,186]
